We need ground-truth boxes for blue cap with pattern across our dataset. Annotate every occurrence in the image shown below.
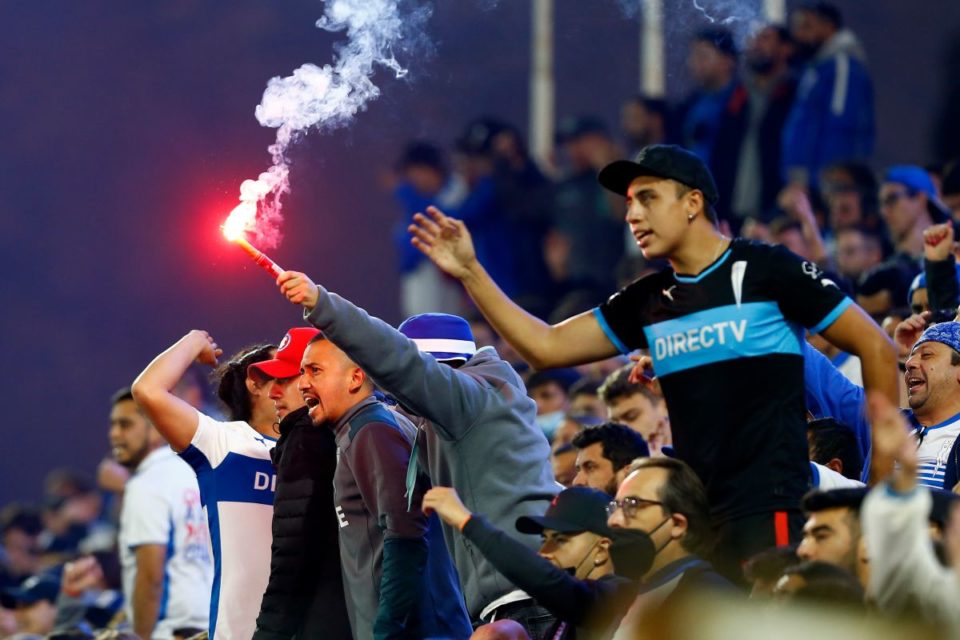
[914,321,960,355]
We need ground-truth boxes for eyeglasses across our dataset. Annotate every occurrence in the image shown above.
[605,496,663,519]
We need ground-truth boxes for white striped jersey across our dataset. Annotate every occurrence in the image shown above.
[179,411,277,640]
[914,412,960,489]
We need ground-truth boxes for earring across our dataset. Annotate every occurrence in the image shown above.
[687,213,695,221]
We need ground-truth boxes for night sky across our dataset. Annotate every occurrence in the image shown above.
[2,0,958,505]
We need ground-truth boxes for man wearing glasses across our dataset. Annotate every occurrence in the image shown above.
[607,457,731,638]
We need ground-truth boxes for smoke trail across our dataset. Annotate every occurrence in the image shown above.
[691,0,763,30]
[230,0,431,249]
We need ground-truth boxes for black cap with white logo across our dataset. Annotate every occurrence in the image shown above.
[598,144,719,205]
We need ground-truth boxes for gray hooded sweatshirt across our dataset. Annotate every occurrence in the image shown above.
[305,286,558,618]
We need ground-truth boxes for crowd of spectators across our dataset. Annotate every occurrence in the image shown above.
[5,2,960,639]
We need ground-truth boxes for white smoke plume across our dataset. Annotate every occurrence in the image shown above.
[229,0,430,249]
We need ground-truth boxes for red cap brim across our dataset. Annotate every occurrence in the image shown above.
[248,359,301,380]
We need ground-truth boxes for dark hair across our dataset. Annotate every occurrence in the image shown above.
[626,95,669,119]
[769,24,793,44]
[628,457,713,556]
[782,561,864,608]
[527,368,581,394]
[694,27,738,59]
[110,386,134,405]
[552,443,576,457]
[0,503,43,537]
[395,140,448,175]
[744,545,799,583]
[835,223,882,246]
[598,365,659,405]
[675,182,718,224]
[796,2,844,29]
[807,418,863,480]
[213,343,276,422]
[801,488,867,514]
[769,216,803,238]
[572,423,650,472]
[942,159,960,198]
[569,378,600,400]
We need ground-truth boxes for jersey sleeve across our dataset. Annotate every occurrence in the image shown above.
[594,279,655,353]
[121,478,172,548]
[181,411,233,469]
[765,244,852,334]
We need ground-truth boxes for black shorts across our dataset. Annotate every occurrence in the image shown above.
[711,508,804,586]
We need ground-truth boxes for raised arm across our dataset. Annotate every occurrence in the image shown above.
[131,331,222,452]
[422,487,620,627]
[861,393,960,623]
[408,206,619,369]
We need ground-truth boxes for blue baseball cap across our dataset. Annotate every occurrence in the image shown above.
[399,313,477,364]
[883,165,950,223]
[914,321,960,355]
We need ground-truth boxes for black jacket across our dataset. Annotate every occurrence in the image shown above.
[253,407,351,640]
[462,515,637,639]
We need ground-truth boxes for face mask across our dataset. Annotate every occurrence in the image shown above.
[536,411,565,441]
[609,516,673,580]
[608,529,656,581]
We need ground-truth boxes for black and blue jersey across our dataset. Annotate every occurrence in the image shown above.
[595,238,851,522]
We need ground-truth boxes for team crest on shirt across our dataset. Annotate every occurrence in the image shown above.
[802,261,822,280]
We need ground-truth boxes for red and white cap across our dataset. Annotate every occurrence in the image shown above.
[248,327,320,379]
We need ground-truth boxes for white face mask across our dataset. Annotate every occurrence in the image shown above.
[536,411,566,441]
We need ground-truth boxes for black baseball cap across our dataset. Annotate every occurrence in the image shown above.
[516,486,613,536]
[598,144,719,205]
[0,573,60,608]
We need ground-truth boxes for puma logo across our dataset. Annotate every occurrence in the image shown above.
[662,286,677,301]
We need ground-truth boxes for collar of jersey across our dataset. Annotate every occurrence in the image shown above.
[917,408,960,432]
[673,245,733,283]
[136,445,176,474]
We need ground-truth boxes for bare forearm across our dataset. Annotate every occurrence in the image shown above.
[460,261,559,369]
[132,572,163,639]
[131,333,208,451]
[133,333,204,398]
[802,220,829,267]
[860,340,899,406]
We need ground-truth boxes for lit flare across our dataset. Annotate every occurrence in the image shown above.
[222,201,283,279]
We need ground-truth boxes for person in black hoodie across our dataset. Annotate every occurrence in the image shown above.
[251,327,351,640]
[423,485,638,639]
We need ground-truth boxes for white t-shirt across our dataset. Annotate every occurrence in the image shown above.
[178,411,277,640]
[914,412,960,489]
[809,461,865,490]
[119,447,213,640]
